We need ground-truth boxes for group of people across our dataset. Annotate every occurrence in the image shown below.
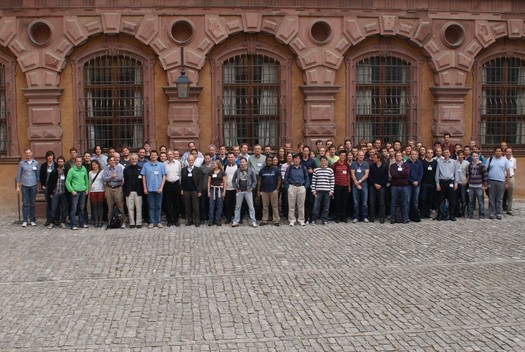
[15,133,517,229]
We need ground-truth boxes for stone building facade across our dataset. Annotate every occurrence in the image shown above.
[0,0,523,213]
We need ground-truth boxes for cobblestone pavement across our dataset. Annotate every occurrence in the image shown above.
[0,205,524,351]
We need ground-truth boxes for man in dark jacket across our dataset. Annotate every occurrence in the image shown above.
[181,155,202,227]
[46,156,68,229]
[124,153,143,228]
[389,151,410,224]
[407,150,423,213]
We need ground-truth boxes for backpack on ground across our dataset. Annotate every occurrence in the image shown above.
[437,199,449,220]
[409,206,421,222]
[107,207,124,229]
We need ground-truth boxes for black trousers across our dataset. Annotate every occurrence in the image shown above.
[438,180,456,219]
[163,181,181,225]
[224,190,236,222]
[183,191,200,224]
[334,185,349,221]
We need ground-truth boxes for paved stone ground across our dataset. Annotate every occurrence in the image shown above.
[0,204,524,351]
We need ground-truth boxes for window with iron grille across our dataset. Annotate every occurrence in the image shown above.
[480,57,525,147]
[221,54,283,148]
[354,56,413,144]
[0,63,7,155]
[83,55,144,150]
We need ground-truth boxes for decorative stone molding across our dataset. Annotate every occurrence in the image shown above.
[135,15,159,45]
[430,87,470,142]
[0,17,16,47]
[242,13,262,33]
[101,13,121,34]
[22,87,64,158]
[163,86,203,150]
[300,85,340,146]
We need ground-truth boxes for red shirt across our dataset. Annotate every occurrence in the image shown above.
[331,162,351,186]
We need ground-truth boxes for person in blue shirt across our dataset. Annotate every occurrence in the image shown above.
[299,146,315,224]
[16,148,40,227]
[257,156,282,226]
[284,154,310,226]
[350,150,370,223]
[141,150,166,228]
[485,147,511,220]
[407,150,423,213]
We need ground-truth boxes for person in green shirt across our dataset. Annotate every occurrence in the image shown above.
[65,156,89,230]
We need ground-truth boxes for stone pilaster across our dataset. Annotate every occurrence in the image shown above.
[430,87,471,143]
[300,85,340,147]
[22,88,63,158]
[163,86,203,150]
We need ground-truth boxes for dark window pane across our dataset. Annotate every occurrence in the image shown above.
[83,55,144,150]
[355,56,412,144]
[221,54,283,148]
[481,57,525,147]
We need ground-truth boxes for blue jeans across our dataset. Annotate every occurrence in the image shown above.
[408,184,420,210]
[467,187,484,217]
[147,192,163,225]
[234,191,256,224]
[312,191,331,222]
[70,191,86,228]
[50,192,68,224]
[208,187,224,223]
[390,186,409,223]
[21,185,37,223]
[352,184,368,220]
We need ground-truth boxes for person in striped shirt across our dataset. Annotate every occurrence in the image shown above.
[311,156,335,225]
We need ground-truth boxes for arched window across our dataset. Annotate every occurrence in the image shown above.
[353,56,414,144]
[71,42,156,152]
[222,54,281,148]
[83,55,144,150]
[210,35,292,150]
[479,57,525,147]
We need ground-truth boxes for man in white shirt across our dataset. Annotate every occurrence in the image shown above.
[163,149,182,226]
[223,152,238,224]
[504,147,517,216]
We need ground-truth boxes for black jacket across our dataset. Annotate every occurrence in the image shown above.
[181,166,202,192]
[39,161,58,188]
[123,164,143,197]
[46,168,69,196]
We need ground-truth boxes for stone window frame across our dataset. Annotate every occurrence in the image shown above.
[0,50,19,161]
[70,41,157,153]
[209,35,293,149]
[473,46,525,153]
[345,44,423,145]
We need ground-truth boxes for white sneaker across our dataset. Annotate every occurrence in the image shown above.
[72,226,78,230]
[299,221,305,226]
[21,222,27,227]
[352,219,358,223]
[82,225,88,228]
[289,222,294,227]
[48,223,54,229]
[364,218,369,223]
[251,222,258,228]
[60,223,66,229]
[30,222,36,227]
